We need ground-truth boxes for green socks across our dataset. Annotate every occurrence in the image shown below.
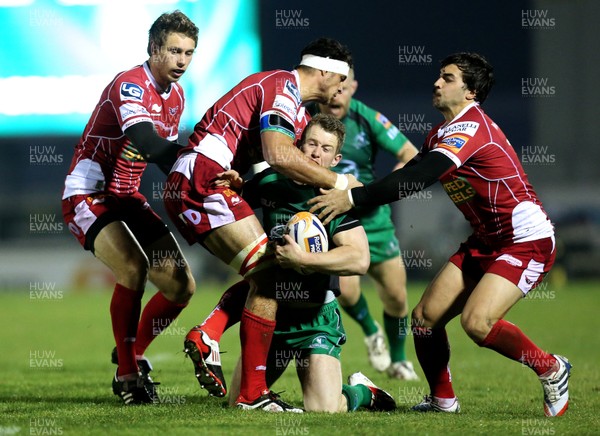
[384,312,408,362]
[342,293,378,336]
[342,383,372,411]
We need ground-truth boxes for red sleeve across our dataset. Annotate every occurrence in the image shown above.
[109,72,153,132]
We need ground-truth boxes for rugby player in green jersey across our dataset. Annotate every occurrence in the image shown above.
[317,69,420,380]
[188,114,396,412]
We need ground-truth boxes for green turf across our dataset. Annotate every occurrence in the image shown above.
[1,279,599,435]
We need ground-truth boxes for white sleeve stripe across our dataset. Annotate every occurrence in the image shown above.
[431,147,462,168]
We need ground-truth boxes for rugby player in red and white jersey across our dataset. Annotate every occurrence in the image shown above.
[309,52,571,417]
[61,11,198,405]
[163,38,358,411]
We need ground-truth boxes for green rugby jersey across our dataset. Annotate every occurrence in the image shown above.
[329,98,409,184]
[243,168,361,303]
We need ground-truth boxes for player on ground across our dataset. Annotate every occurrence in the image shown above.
[316,68,420,379]
[308,52,571,416]
[164,38,358,411]
[61,11,198,405]
[223,114,395,412]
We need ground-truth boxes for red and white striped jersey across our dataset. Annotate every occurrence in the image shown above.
[425,102,553,246]
[63,62,184,198]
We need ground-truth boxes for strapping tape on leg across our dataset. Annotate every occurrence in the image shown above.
[229,234,275,277]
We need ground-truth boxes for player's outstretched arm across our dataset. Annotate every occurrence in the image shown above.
[308,151,455,224]
[125,122,184,167]
[261,130,360,190]
[274,226,369,276]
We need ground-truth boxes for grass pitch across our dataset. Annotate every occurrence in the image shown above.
[1,279,599,435]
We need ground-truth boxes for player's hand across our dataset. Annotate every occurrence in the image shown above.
[274,234,310,272]
[345,174,363,189]
[307,188,352,225]
[214,170,244,191]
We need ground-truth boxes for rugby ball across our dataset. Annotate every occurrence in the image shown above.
[285,211,329,253]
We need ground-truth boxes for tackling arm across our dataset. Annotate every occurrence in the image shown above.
[125,122,183,168]
[261,130,357,189]
[351,151,454,207]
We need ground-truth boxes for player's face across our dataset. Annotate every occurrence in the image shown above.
[320,72,346,105]
[149,32,196,90]
[320,70,356,120]
[432,64,475,112]
[300,125,342,168]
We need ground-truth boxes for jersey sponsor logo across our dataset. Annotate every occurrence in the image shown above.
[376,112,392,129]
[151,103,162,113]
[283,80,301,105]
[222,188,242,206]
[120,82,144,102]
[272,95,297,120]
[440,134,469,150]
[386,124,400,140]
[119,103,149,122]
[442,177,476,205]
[496,254,523,267]
[352,131,369,149]
[442,121,479,137]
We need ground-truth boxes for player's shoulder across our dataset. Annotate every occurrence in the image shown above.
[350,99,391,128]
[110,64,146,87]
[245,69,294,85]
[449,103,496,139]
[106,64,147,102]
[349,98,372,114]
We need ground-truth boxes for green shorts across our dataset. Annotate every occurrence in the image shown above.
[358,204,401,264]
[266,301,346,384]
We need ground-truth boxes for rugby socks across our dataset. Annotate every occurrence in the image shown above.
[342,383,373,411]
[237,308,276,402]
[110,283,143,378]
[384,312,408,362]
[200,280,250,348]
[479,319,557,376]
[135,292,188,356]
[413,326,455,399]
[341,292,379,336]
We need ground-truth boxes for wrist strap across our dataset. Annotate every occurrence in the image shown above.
[334,173,348,190]
[347,189,355,207]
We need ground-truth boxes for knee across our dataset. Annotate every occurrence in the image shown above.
[383,289,408,314]
[460,311,493,343]
[169,267,196,303]
[179,268,196,301]
[411,303,435,329]
[304,397,343,413]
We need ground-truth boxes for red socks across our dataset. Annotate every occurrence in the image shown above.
[413,326,455,399]
[237,308,276,402]
[135,292,188,356]
[479,319,557,375]
[200,280,250,344]
[413,318,557,399]
[110,283,143,377]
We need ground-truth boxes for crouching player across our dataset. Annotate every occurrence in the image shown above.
[188,114,396,412]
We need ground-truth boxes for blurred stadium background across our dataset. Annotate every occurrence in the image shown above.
[0,0,599,293]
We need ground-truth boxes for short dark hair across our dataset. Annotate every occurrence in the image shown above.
[297,37,353,70]
[299,113,346,154]
[147,10,199,55]
[440,52,495,103]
